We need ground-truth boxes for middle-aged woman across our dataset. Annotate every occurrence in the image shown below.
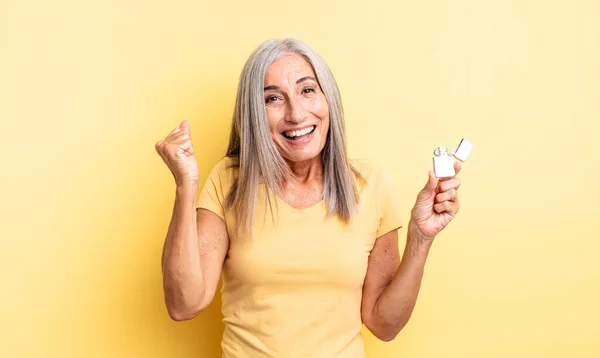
[155,38,463,357]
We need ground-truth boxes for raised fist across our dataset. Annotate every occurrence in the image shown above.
[155,120,199,185]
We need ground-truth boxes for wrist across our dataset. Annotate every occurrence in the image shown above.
[402,221,433,259]
[407,220,435,246]
[175,180,199,200]
[175,177,199,188]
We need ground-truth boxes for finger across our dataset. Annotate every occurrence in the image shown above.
[154,140,168,160]
[436,176,451,192]
[424,171,438,192]
[433,201,451,213]
[435,189,457,203]
[172,138,195,156]
[179,142,195,156]
[155,140,164,154]
[155,140,168,161]
[180,120,191,134]
[166,130,190,142]
[454,160,463,175]
[434,201,459,215]
[168,126,181,136]
[438,177,461,193]
[417,171,439,201]
[436,162,463,191]
[447,200,459,216]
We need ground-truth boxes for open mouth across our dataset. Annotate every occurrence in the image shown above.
[282,125,316,141]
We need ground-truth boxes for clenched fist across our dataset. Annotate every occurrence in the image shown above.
[155,120,199,185]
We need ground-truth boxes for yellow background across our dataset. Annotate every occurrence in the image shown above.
[1,0,599,357]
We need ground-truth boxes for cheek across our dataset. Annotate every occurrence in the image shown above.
[315,96,330,120]
[266,110,281,135]
[321,119,330,139]
[314,101,330,141]
[316,99,330,130]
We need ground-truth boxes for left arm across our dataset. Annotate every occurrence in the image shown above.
[361,163,462,341]
[361,224,432,341]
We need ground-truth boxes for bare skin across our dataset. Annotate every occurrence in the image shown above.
[155,53,462,342]
[263,53,329,208]
[155,121,229,320]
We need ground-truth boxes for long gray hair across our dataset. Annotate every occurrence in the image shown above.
[225,38,363,237]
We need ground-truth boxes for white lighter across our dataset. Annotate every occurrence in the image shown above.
[433,138,474,178]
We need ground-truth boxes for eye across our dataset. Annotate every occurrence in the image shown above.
[265,95,280,103]
[302,87,316,94]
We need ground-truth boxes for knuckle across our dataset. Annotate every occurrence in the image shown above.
[155,142,165,154]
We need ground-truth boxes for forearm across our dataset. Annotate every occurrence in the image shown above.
[372,222,433,339]
[161,181,205,320]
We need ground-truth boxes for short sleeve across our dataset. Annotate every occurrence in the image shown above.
[196,158,233,220]
[375,167,403,238]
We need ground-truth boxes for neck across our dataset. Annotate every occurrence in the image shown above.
[285,156,323,185]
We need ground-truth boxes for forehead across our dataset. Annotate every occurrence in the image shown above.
[264,53,316,84]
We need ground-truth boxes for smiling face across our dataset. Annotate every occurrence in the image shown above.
[263,53,330,164]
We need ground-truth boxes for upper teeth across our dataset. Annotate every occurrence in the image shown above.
[285,126,314,137]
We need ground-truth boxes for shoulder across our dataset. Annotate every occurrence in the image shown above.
[205,156,239,187]
[349,159,402,226]
[349,159,392,189]
[211,156,238,173]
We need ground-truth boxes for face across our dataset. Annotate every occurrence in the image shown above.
[263,53,330,164]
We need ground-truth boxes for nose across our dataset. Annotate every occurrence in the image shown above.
[285,95,307,123]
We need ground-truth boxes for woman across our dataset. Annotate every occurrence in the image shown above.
[155,38,462,357]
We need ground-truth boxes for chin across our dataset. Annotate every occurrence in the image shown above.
[279,140,325,164]
[282,151,322,164]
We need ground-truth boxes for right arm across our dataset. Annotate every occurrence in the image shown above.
[160,182,229,321]
[156,120,229,321]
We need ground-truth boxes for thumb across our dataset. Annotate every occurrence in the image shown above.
[180,120,191,134]
[422,171,438,194]
[414,171,438,205]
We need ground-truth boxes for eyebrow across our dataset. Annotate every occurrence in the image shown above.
[264,76,317,91]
